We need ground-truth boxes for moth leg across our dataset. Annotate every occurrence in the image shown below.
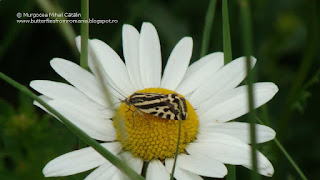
[138,111,151,128]
[131,109,138,128]
[125,104,133,112]
[131,109,143,128]
[132,110,150,127]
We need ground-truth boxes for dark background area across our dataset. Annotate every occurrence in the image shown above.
[0,0,319,179]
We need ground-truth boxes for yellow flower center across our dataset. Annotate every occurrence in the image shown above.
[113,88,199,161]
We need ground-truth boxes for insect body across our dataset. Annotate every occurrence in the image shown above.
[124,93,188,120]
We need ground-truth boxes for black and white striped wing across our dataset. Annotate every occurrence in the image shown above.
[128,93,187,120]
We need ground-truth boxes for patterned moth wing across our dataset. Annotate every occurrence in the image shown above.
[125,93,188,120]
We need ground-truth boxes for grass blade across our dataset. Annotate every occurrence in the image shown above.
[222,0,232,64]
[222,0,236,178]
[0,72,145,180]
[238,0,259,179]
[170,100,185,179]
[272,139,307,180]
[226,165,236,180]
[255,117,308,180]
[200,0,217,57]
[80,0,89,69]
[77,0,89,149]
[170,118,182,180]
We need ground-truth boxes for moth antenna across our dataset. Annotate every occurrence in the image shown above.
[132,109,150,128]
[101,79,127,99]
[101,101,122,111]
[87,46,127,107]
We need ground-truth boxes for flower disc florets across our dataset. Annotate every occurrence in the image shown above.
[113,88,199,161]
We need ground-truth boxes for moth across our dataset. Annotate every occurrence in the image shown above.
[124,93,188,120]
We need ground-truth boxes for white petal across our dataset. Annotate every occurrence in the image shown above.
[176,52,224,96]
[43,142,122,177]
[33,95,114,126]
[33,95,52,106]
[139,22,162,88]
[89,39,135,96]
[122,24,144,90]
[33,95,57,118]
[75,36,127,102]
[91,66,126,102]
[177,154,227,178]
[85,163,118,180]
[189,56,256,107]
[111,170,125,180]
[47,100,116,141]
[160,37,193,90]
[120,152,143,180]
[146,160,170,180]
[165,158,203,180]
[199,122,276,143]
[50,58,109,107]
[30,80,106,110]
[198,82,278,123]
[187,133,274,177]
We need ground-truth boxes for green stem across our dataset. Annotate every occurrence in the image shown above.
[78,0,89,149]
[200,0,217,57]
[141,161,149,178]
[273,139,307,180]
[255,117,308,180]
[80,0,89,69]
[238,0,259,179]
[170,108,183,179]
[88,46,118,110]
[0,72,144,180]
[226,165,236,180]
[222,0,232,64]
[222,0,236,178]
[259,105,271,126]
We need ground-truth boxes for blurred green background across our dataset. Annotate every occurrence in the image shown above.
[0,0,319,179]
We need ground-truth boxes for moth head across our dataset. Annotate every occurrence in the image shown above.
[123,97,130,106]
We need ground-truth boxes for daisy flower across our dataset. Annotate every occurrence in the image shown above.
[31,22,278,179]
